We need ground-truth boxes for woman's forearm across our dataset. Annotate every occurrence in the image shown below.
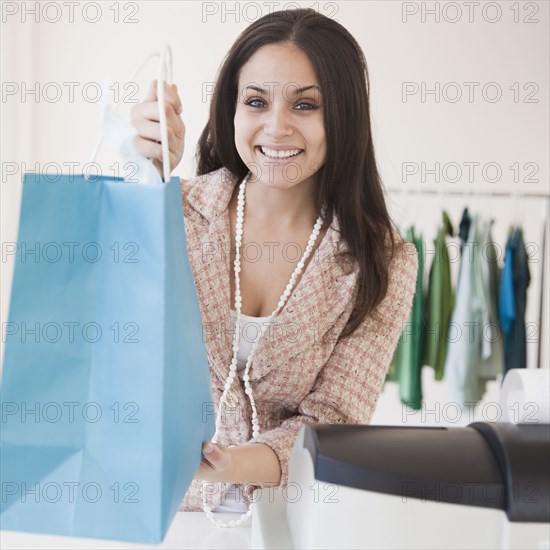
[225,443,281,486]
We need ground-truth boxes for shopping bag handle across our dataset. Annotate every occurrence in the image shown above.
[156,44,173,183]
[90,44,173,183]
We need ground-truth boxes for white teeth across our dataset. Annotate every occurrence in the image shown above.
[260,146,302,159]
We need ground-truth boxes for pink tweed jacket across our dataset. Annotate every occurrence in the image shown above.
[178,166,418,512]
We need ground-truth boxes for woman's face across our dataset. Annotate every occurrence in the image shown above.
[234,42,326,190]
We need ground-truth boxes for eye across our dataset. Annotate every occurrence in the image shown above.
[295,101,318,111]
[244,97,265,108]
[243,97,319,111]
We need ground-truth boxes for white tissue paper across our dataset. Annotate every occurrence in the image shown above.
[99,84,163,185]
[499,368,550,424]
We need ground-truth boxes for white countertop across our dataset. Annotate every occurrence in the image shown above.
[0,512,252,550]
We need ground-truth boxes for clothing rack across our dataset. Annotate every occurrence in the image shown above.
[385,188,550,370]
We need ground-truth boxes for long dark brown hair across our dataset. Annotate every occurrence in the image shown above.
[195,8,401,339]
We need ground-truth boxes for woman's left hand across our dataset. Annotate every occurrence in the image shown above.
[195,441,233,482]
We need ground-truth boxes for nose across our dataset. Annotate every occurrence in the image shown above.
[263,103,293,138]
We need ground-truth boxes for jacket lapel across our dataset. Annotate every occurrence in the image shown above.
[184,167,359,384]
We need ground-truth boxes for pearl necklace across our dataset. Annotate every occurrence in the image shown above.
[202,171,325,527]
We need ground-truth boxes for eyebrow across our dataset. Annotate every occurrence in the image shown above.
[244,84,321,95]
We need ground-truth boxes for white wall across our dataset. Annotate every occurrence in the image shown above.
[1,1,549,427]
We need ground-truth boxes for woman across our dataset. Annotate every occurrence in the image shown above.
[131,8,418,514]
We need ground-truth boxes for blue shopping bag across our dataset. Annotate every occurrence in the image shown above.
[1,172,215,543]
[1,46,215,543]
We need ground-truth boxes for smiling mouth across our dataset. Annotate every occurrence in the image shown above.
[255,146,304,160]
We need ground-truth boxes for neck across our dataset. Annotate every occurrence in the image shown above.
[244,173,319,231]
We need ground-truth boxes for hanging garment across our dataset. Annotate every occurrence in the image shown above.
[387,226,425,410]
[458,207,471,252]
[499,227,531,371]
[423,211,454,381]
[445,214,486,406]
[476,219,505,397]
[498,233,516,336]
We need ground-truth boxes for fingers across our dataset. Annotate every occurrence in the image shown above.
[201,441,230,470]
[133,135,180,171]
[131,118,180,156]
[131,99,184,136]
[132,135,161,161]
[144,80,182,115]
[130,80,186,173]
[202,441,216,461]
[132,117,162,142]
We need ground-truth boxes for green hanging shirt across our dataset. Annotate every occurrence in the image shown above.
[387,225,424,410]
[423,211,454,381]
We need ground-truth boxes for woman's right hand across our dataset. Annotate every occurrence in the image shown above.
[130,79,185,177]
